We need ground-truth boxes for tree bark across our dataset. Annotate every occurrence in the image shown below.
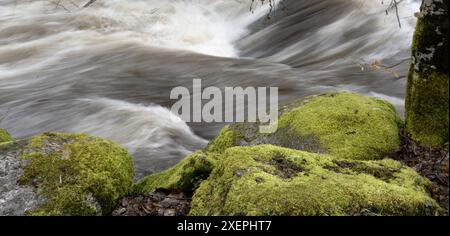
[406,0,449,147]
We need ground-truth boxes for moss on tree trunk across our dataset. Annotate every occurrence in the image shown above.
[406,0,449,147]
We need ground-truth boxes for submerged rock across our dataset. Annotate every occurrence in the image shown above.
[0,133,134,216]
[207,92,401,160]
[190,145,443,216]
[0,129,12,143]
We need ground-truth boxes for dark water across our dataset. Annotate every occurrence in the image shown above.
[0,0,420,177]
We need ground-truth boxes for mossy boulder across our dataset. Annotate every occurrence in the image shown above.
[207,92,401,160]
[406,0,449,147]
[132,91,440,216]
[190,145,442,216]
[0,129,12,143]
[133,151,217,195]
[0,132,134,216]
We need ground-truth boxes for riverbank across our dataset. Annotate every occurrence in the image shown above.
[2,92,447,216]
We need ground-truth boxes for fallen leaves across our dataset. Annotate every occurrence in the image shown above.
[112,189,191,216]
[390,128,449,215]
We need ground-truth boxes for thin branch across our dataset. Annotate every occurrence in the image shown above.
[68,0,80,8]
[393,0,402,28]
[384,0,402,28]
[50,0,71,12]
[83,0,97,8]
[54,0,61,10]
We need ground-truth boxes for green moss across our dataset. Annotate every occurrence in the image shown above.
[406,71,449,146]
[405,1,449,147]
[19,133,134,216]
[190,145,442,216]
[0,128,12,143]
[204,126,244,153]
[133,127,236,196]
[209,92,401,160]
[277,92,401,160]
[133,151,217,195]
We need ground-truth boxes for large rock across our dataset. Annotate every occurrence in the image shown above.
[134,92,442,216]
[190,145,443,216]
[406,0,449,147]
[0,133,134,216]
[207,92,401,160]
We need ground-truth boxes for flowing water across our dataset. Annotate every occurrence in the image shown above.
[0,0,420,178]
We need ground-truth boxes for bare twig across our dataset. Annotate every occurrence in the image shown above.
[393,0,402,28]
[50,0,71,12]
[83,0,97,8]
[383,0,403,28]
[68,0,80,8]
[54,0,61,10]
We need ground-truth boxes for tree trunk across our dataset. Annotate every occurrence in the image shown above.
[406,0,449,147]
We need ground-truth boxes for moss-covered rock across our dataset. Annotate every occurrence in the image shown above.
[406,0,449,147]
[1,132,134,216]
[205,126,244,154]
[208,92,401,160]
[190,145,442,216]
[0,129,12,143]
[133,151,217,195]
